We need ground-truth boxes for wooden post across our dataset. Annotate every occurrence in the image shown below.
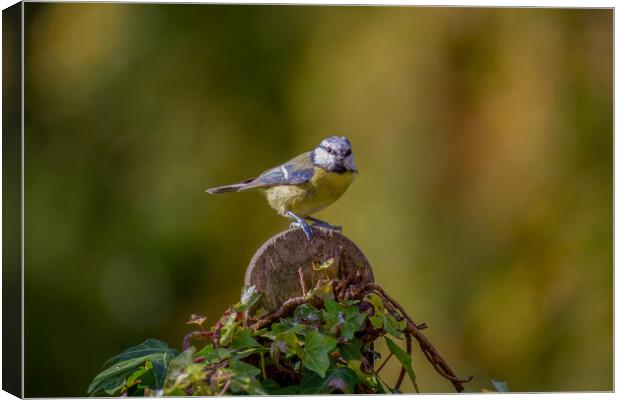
[244,227,375,313]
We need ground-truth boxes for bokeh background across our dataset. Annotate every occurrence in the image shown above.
[22,4,612,396]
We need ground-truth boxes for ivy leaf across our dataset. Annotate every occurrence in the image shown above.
[235,285,262,312]
[163,348,214,395]
[231,328,261,349]
[383,313,405,338]
[126,363,150,388]
[129,364,156,395]
[366,374,387,394]
[273,386,300,395]
[218,313,239,346]
[307,280,335,301]
[293,304,322,325]
[366,293,385,329]
[102,339,177,368]
[312,258,335,271]
[88,340,178,396]
[262,321,303,343]
[89,357,150,395]
[234,346,268,359]
[227,359,267,395]
[260,379,300,395]
[163,347,195,389]
[271,331,302,358]
[299,367,359,394]
[269,384,300,395]
[344,313,368,339]
[260,378,280,392]
[194,344,231,363]
[301,331,338,377]
[323,299,367,340]
[385,337,419,393]
[339,337,363,361]
[365,294,406,338]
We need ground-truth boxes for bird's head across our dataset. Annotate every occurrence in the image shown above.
[312,136,358,173]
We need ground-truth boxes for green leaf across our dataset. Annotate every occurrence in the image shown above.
[307,280,335,300]
[323,299,367,340]
[163,347,195,389]
[366,293,385,329]
[259,379,281,394]
[102,339,177,368]
[271,385,300,395]
[231,328,261,349]
[227,359,267,395]
[385,337,419,393]
[235,285,262,312]
[383,314,405,338]
[99,375,126,396]
[300,367,359,394]
[293,304,322,325]
[301,330,338,377]
[260,318,298,340]
[234,346,268,359]
[194,344,231,363]
[312,258,335,271]
[271,331,302,358]
[129,365,156,396]
[491,380,510,392]
[126,365,148,388]
[259,378,300,395]
[339,337,363,361]
[163,348,211,395]
[367,374,387,394]
[88,357,148,395]
[218,313,239,346]
[88,340,178,396]
[366,295,407,338]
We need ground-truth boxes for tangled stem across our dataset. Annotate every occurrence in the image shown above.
[249,276,472,393]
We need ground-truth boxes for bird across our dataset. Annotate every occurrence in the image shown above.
[206,136,358,240]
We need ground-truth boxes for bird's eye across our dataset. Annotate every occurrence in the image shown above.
[326,147,334,154]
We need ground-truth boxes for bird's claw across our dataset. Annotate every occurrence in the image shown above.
[289,221,313,241]
[312,222,342,231]
[317,223,342,231]
[306,217,343,232]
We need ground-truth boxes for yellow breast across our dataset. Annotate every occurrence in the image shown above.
[264,167,356,217]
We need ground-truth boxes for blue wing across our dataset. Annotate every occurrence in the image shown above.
[238,151,314,191]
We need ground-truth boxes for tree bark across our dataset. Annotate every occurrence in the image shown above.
[244,227,374,313]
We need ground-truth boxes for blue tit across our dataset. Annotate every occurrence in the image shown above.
[206,136,358,240]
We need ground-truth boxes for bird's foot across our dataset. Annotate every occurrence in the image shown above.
[287,212,313,241]
[306,216,343,232]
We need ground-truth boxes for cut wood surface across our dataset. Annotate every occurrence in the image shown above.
[244,227,374,313]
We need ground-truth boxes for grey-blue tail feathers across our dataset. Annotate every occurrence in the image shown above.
[206,178,255,194]
[206,184,246,194]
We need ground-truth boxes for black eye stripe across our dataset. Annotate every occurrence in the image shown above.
[320,143,351,156]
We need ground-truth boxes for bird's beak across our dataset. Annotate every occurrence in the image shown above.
[344,154,358,173]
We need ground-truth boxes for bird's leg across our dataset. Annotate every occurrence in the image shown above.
[286,211,313,240]
[306,216,343,232]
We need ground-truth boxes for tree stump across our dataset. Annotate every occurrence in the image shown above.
[244,227,374,313]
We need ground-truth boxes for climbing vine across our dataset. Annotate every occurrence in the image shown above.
[88,274,484,396]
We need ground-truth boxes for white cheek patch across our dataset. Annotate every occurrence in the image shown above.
[313,147,334,168]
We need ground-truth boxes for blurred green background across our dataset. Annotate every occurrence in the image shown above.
[23,4,612,396]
